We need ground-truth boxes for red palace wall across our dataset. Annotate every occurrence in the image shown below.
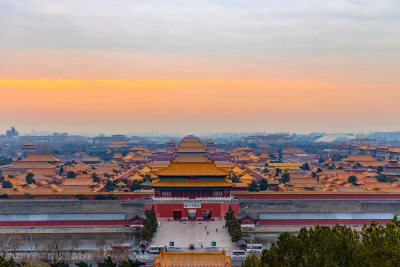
[0,220,143,227]
[258,219,392,226]
[145,202,239,219]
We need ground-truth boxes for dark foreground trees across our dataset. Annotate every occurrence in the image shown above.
[242,219,400,267]
[225,206,242,242]
[141,205,158,241]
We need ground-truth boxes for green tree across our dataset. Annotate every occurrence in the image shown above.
[224,206,235,224]
[118,259,141,267]
[150,205,158,231]
[259,178,269,191]
[360,221,400,266]
[280,172,290,183]
[24,193,34,199]
[105,180,117,192]
[377,166,384,173]
[105,194,119,200]
[347,175,358,185]
[92,172,100,183]
[0,256,17,267]
[331,154,344,162]
[130,180,142,191]
[230,227,242,242]
[262,168,269,174]
[2,181,12,188]
[75,194,89,200]
[94,194,107,200]
[141,205,158,241]
[301,163,310,170]
[25,172,36,184]
[143,174,152,182]
[141,218,154,241]
[98,256,117,267]
[50,262,69,267]
[274,168,281,177]
[241,253,262,267]
[243,224,363,267]
[224,205,242,243]
[59,166,64,175]
[76,262,92,267]
[377,174,397,183]
[67,171,76,178]
[230,174,240,183]
[249,180,258,191]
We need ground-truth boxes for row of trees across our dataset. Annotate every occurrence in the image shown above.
[224,206,242,242]
[141,205,158,241]
[1,173,37,188]
[249,178,271,192]
[0,256,142,267]
[243,219,400,267]
[248,172,290,192]
[0,233,139,266]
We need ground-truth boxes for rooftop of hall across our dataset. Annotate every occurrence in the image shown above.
[156,161,229,177]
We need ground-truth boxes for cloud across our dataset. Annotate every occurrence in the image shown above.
[0,0,399,60]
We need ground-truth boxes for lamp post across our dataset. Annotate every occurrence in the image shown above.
[6,236,11,260]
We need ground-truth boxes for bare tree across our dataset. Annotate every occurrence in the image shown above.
[33,239,41,253]
[69,235,81,260]
[94,235,106,261]
[9,235,23,257]
[38,235,67,263]
[0,235,9,256]
[110,237,126,262]
[37,242,52,263]
[49,235,67,262]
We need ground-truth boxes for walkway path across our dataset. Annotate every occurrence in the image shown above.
[151,220,235,251]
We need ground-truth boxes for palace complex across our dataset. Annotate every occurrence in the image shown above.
[1,135,400,228]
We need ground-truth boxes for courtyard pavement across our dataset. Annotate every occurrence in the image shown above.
[151,219,235,251]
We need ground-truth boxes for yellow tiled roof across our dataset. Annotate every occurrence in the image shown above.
[268,163,303,169]
[20,153,60,162]
[128,174,143,181]
[153,251,233,267]
[151,179,233,188]
[157,162,228,176]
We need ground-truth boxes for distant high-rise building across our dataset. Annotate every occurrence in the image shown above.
[5,127,19,137]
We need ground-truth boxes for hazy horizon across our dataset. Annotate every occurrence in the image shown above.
[4,126,398,137]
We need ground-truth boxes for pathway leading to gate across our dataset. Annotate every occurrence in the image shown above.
[151,219,235,251]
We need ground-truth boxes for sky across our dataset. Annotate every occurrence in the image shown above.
[0,0,399,135]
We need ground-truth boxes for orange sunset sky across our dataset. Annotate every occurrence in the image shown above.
[0,1,399,134]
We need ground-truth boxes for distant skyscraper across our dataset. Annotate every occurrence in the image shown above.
[6,127,19,137]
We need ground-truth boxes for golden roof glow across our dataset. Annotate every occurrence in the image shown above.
[151,179,233,188]
[153,251,233,267]
[157,161,229,176]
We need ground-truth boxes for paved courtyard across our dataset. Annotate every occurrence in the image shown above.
[151,219,235,251]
